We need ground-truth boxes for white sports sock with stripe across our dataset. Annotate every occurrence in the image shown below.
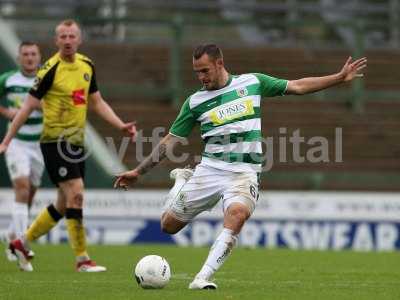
[164,176,187,209]
[196,228,237,280]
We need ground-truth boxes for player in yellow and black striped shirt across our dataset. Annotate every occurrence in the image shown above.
[0,19,136,272]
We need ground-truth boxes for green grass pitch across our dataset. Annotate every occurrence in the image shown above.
[1,244,399,300]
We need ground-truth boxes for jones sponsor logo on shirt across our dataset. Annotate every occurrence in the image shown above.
[210,99,254,125]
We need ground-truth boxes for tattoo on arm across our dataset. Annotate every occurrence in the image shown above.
[136,142,168,175]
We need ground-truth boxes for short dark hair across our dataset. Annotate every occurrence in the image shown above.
[193,44,223,61]
[19,41,39,51]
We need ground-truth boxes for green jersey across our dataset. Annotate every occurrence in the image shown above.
[0,69,42,141]
[170,73,287,173]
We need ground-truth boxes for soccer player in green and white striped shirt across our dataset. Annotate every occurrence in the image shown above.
[114,44,367,289]
[0,42,44,261]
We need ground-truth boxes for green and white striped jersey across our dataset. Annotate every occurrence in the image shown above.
[169,73,288,173]
[0,69,42,142]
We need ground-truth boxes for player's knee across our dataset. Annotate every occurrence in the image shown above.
[68,192,84,208]
[227,205,250,222]
[225,205,250,233]
[160,212,184,234]
[73,192,84,207]
[161,223,177,234]
[14,180,30,203]
[161,224,179,234]
[161,219,179,234]
[16,189,30,203]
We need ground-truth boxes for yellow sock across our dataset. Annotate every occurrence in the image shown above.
[65,209,88,258]
[26,204,63,242]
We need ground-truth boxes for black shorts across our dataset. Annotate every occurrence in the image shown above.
[40,142,85,186]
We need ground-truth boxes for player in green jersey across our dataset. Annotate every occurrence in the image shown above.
[0,42,43,262]
[114,44,367,289]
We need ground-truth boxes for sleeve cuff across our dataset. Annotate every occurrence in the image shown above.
[282,80,289,95]
[29,89,42,100]
[169,131,187,139]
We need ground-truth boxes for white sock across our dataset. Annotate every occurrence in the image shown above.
[197,228,237,280]
[7,221,16,241]
[164,177,187,208]
[11,202,29,239]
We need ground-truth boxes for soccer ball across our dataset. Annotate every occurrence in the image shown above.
[134,255,171,289]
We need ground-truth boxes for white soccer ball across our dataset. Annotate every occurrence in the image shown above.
[134,255,171,289]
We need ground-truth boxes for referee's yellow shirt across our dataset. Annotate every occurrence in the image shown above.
[30,52,98,146]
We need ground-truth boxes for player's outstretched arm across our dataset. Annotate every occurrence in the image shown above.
[114,133,182,190]
[286,56,367,95]
[0,94,39,154]
[89,91,137,140]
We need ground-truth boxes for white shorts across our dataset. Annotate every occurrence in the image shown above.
[165,164,259,223]
[5,139,45,187]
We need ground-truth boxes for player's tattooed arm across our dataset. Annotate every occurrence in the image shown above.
[136,134,181,175]
[136,143,167,175]
[114,133,186,189]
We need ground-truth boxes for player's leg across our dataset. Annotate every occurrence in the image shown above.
[190,173,258,289]
[4,140,32,262]
[27,144,44,210]
[160,211,188,234]
[161,165,220,234]
[24,190,64,243]
[55,188,67,216]
[190,203,250,289]
[59,178,87,259]
[10,177,31,239]
[11,186,62,263]
[4,140,30,242]
[12,188,64,270]
[20,143,62,244]
[59,178,106,272]
[22,144,45,261]
[160,167,194,234]
[4,177,30,262]
[28,185,36,209]
[9,142,63,271]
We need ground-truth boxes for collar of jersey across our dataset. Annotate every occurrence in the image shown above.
[200,73,233,91]
[19,69,36,78]
[57,52,78,64]
[222,74,233,89]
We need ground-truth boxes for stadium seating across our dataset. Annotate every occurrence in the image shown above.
[28,41,399,190]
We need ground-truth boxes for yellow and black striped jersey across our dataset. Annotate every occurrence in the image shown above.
[29,52,98,146]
